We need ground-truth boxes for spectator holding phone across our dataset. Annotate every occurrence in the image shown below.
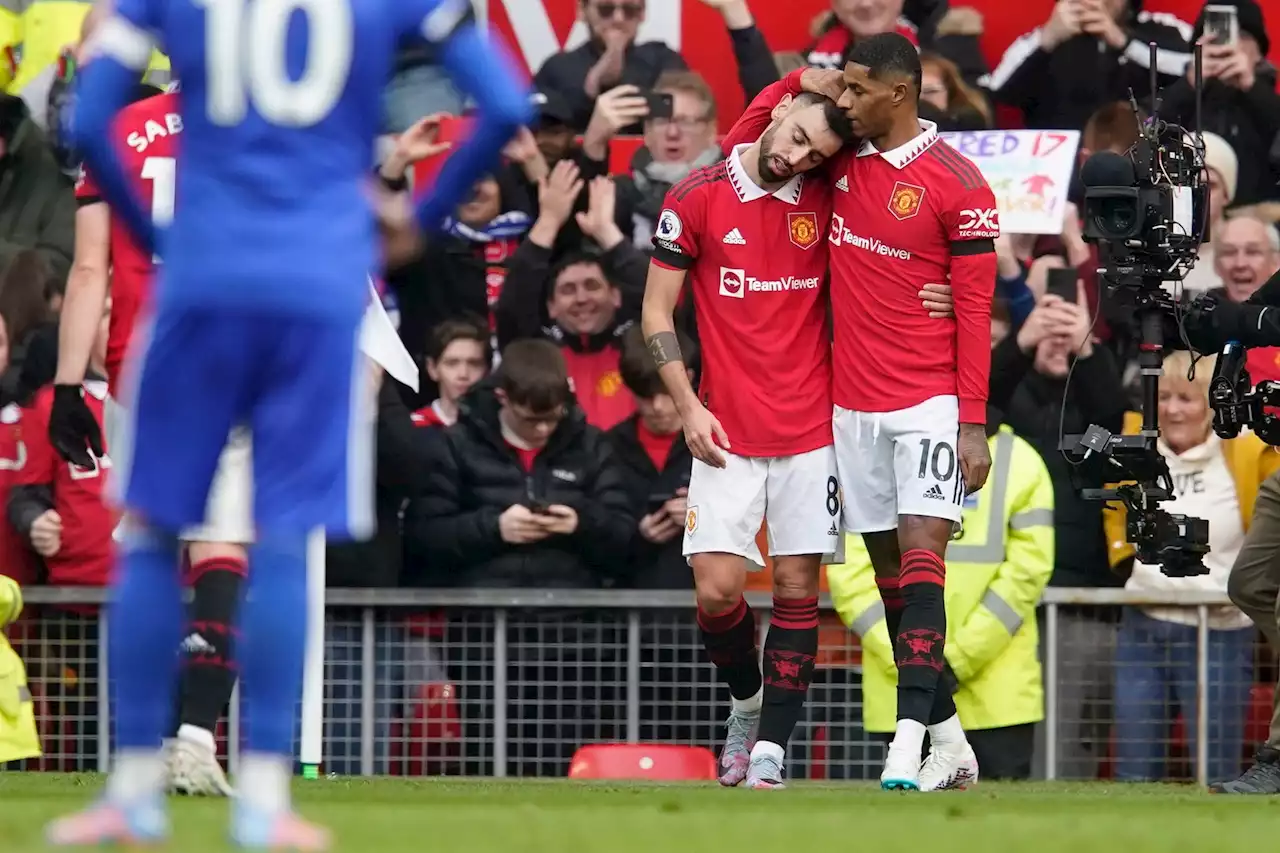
[408,339,636,776]
[610,326,694,589]
[613,71,725,250]
[532,0,687,133]
[408,338,634,590]
[1158,1,1280,207]
[989,285,1128,779]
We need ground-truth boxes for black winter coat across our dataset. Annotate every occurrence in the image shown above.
[404,380,636,588]
[607,416,693,590]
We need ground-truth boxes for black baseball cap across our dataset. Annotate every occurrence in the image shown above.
[529,90,574,128]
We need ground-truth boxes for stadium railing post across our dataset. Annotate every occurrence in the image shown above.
[299,529,327,778]
[360,608,376,776]
[493,609,508,778]
[1045,602,1059,781]
[97,611,110,773]
[1195,605,1210,787]
[626,610,641,744]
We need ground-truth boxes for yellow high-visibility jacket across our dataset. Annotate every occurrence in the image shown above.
[3,0,168,93]
[0,574,40,763]
[828,427,1055,733]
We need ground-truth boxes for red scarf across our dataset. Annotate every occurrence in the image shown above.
[807,20,920,69]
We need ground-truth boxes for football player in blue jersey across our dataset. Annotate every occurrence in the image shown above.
[47,0,530,848]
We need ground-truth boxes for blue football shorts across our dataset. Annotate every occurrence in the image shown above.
[115,304,374,541]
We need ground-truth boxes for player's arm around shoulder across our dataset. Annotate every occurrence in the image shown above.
[825,534,899,679]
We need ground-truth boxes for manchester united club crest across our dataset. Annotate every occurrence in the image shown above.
[888,181,926,221]
[788,212,819,250]
[686,506,699,535]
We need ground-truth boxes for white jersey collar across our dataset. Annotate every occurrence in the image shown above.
[856,119,940,169]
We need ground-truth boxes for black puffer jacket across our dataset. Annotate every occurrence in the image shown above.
[404,379,635,588]
[607,416,693,590]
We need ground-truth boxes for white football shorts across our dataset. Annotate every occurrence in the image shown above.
[683,444,842,568]
[107,395,254,544]
[833,394,964,532]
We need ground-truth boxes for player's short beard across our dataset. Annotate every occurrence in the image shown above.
[757,123,786,184]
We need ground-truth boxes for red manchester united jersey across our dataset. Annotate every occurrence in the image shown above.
[14,383,114,587]
[825,125,998,422]
[723,72,998,425]
[74,92,181,394]
[651,146,833,457]
[0,404,38,587]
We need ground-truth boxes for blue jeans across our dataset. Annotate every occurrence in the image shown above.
[1113,608,1253,782]
[383,66,465,134]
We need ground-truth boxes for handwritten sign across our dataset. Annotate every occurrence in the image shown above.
[938,130,1081,235]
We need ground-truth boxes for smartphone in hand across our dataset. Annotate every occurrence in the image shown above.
[644,91,674,120]
[1046,267,1079,303]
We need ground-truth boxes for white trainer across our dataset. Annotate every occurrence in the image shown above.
[918,742,979,791]
[164,737,235,797]
[880,746,921,791]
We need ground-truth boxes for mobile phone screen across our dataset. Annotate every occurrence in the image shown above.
[1203,5,1238,46]
[1046,267,1079,303]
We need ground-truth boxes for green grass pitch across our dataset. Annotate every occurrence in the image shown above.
[1,774,1278,851]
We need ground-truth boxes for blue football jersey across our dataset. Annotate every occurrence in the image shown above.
[92,0,486,322]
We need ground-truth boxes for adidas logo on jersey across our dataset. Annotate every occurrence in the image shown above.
[828,521,840,536]
[722,228,746,245]
[924,484,946,500]
[835,175,849,192]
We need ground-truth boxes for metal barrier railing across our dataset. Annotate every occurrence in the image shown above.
[7,587,1257,785]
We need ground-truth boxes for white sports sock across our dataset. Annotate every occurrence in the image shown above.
[927,713,966,749]
[176,724,217,753]
[731,686,763,715]
[750,740,785,763]
[889,718,927,755]
[238,753,292,814]
[106,749,166,803]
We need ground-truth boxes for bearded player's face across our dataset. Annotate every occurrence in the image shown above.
[838,63,897,138]
[757,104,842,183]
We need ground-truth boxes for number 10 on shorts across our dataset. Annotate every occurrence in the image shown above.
[917,437,961,505]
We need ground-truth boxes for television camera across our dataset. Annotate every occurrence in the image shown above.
[1059,42,1211,577]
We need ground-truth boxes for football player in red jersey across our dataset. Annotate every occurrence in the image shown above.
[723,33,999,792]
[642,91,954,789]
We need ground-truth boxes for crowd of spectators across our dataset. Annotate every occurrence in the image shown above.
[0,0,1279,780]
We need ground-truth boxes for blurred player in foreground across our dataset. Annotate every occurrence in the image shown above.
[53,73,452,795]
[725,33,998,791]
[47,0,530,847]
[642,92,954,788]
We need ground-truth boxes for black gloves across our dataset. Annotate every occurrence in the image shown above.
[49,384,104,469]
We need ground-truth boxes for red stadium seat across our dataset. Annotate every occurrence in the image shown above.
[568,744,718,780]
[606,136,644,175]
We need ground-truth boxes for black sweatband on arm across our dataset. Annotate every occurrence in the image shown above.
[647,331,683,368]
[951,238,995,256]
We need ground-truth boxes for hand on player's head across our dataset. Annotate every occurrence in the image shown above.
[757,94,851,182]
[840,32,923,137]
